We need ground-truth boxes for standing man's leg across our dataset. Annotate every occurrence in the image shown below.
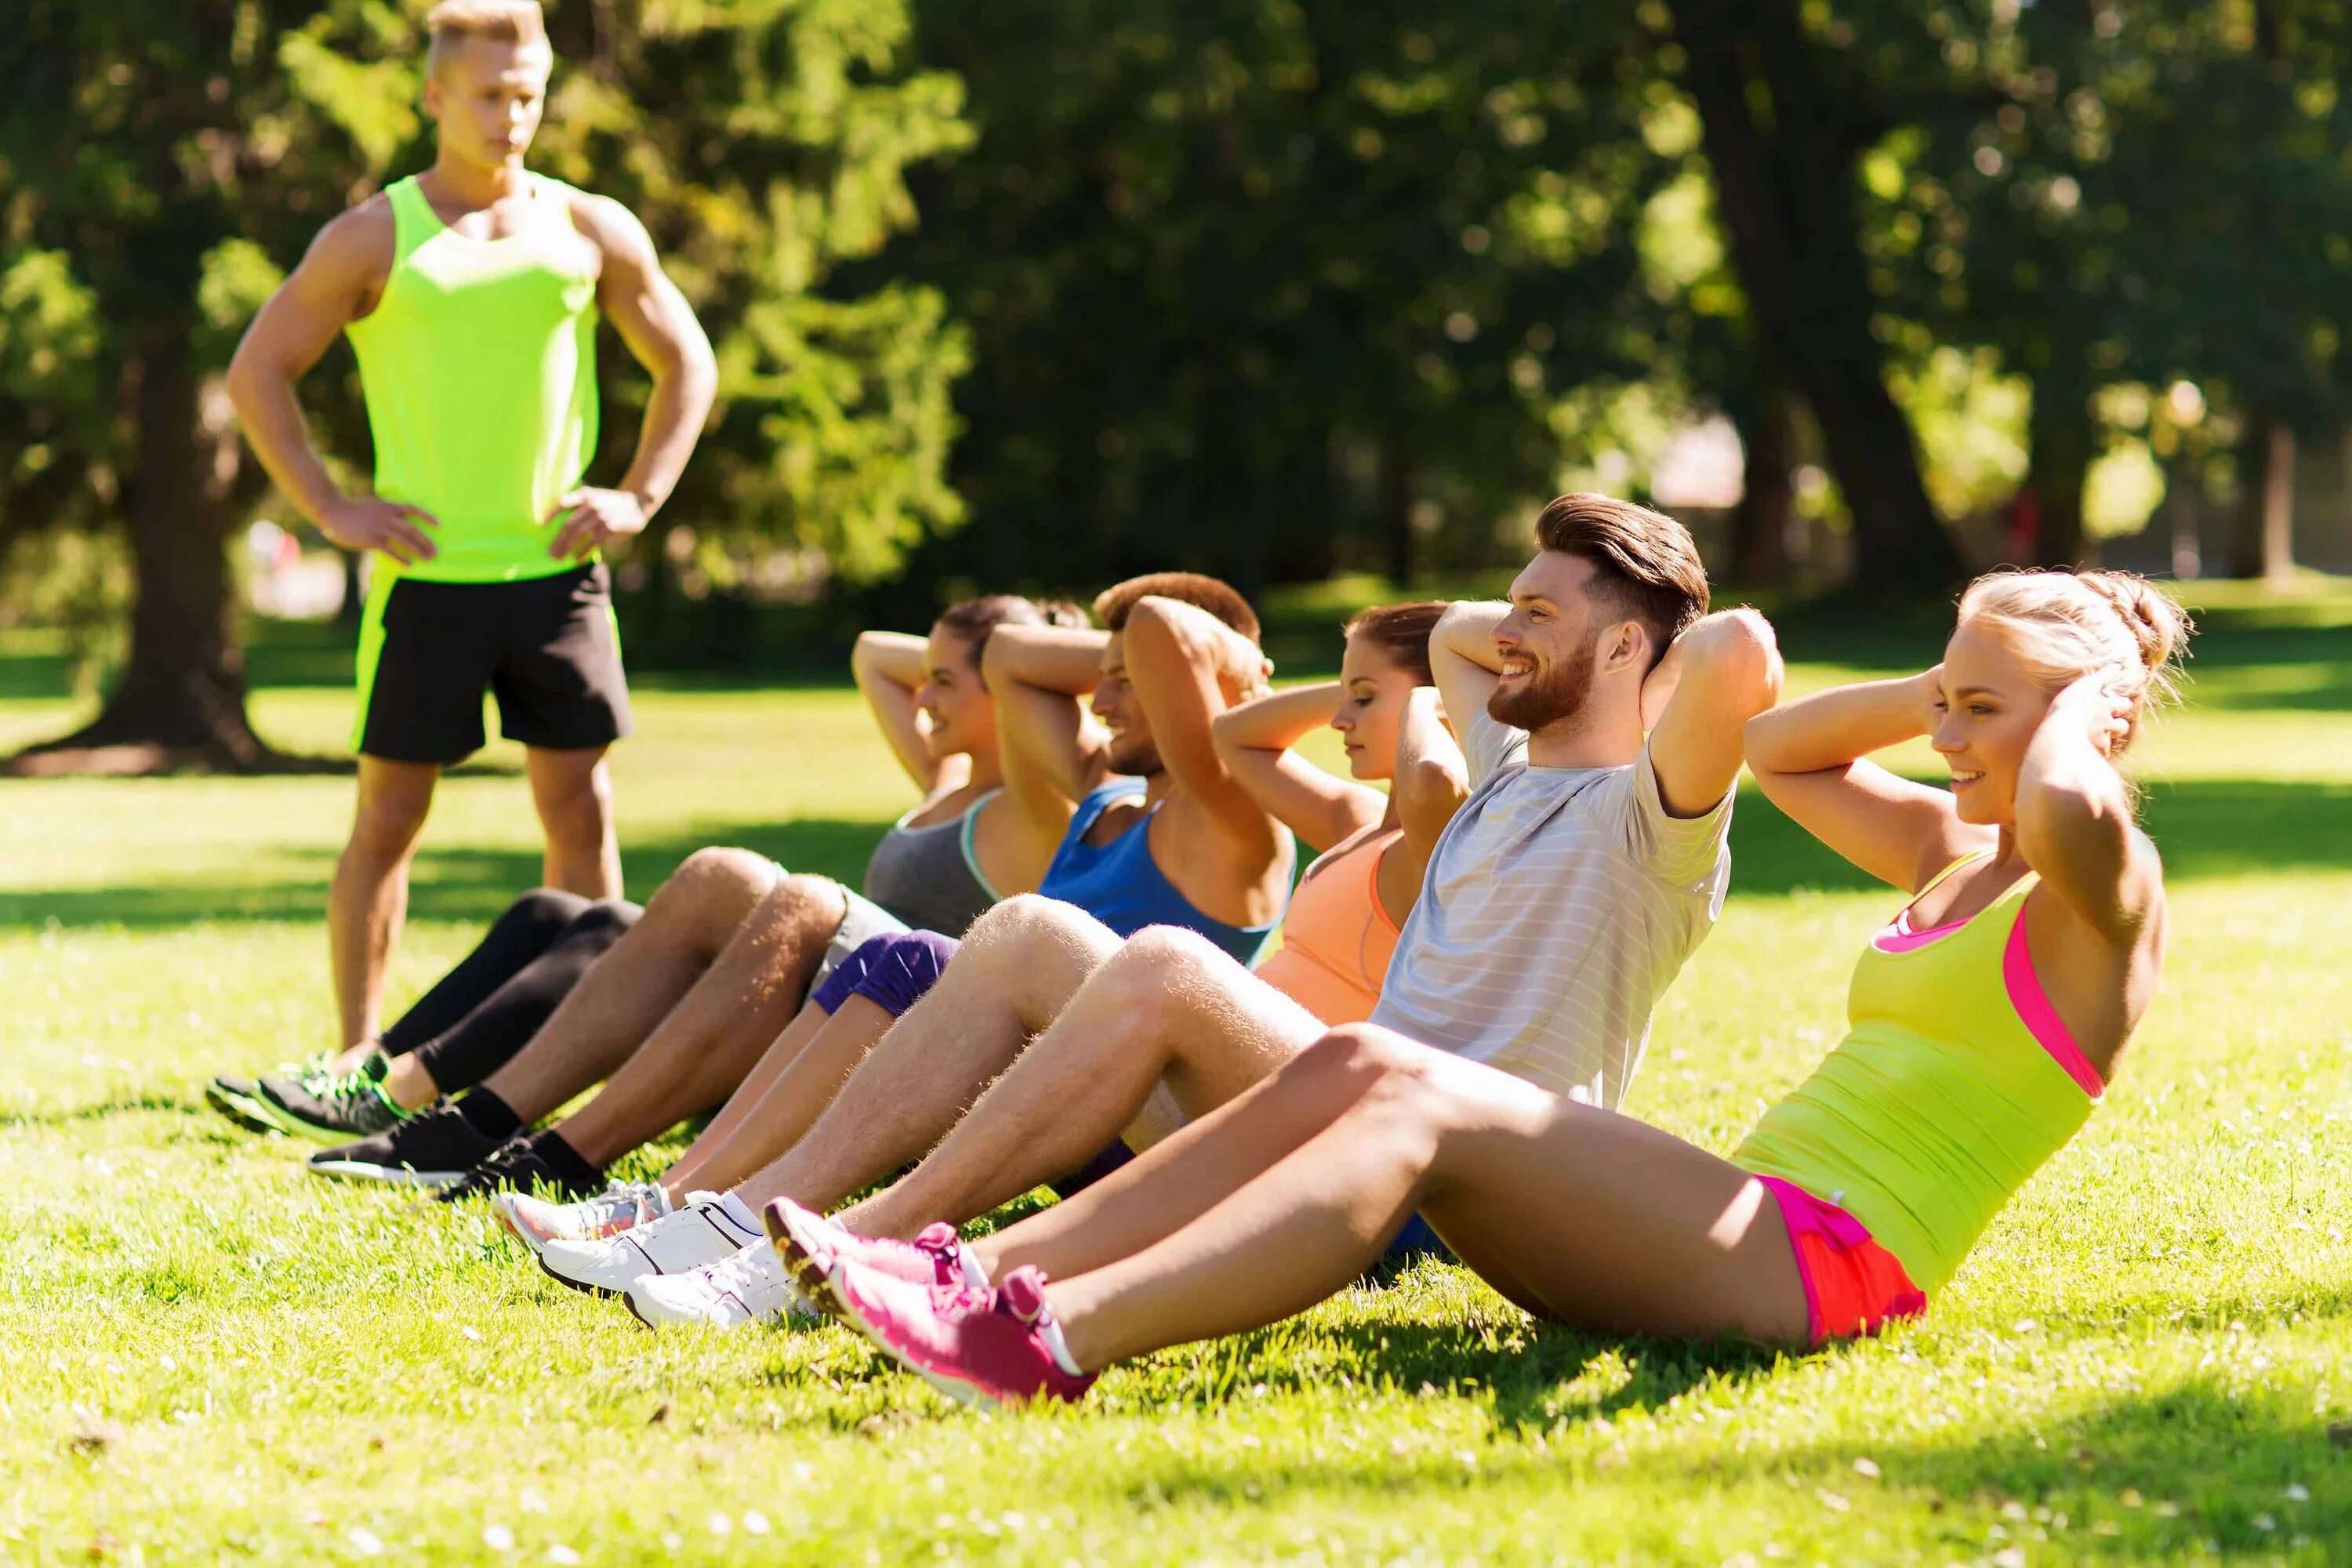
[527,745,621,898]
[330,757,441,1051]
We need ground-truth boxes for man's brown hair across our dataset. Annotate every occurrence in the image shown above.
[1092,572,1261,644]
[1533,493,1709,664]
[425,0,550,74]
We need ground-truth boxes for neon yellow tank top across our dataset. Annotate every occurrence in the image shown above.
[344,174,598,583]
[1733,862,2100,1293]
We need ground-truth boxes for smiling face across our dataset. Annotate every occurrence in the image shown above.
[917,625,998,765]
[424,36,551,173]
[1487,551,1631,734]
[1091,632,1163,776]
[1329,632,1425,782]
[1930,620,2064,826]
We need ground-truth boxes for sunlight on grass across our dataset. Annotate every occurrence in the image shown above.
[2,603,2347,1563]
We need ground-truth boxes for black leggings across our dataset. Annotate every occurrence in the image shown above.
[381,890,641,1094]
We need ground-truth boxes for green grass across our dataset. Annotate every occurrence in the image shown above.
[3,589,2350,1565]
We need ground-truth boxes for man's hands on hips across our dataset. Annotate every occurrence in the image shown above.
[548,487,652,561]
[319,495,440,566]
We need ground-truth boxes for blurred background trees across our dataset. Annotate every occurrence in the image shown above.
[7,0,2352,760]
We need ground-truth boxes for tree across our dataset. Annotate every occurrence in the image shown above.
[0,0,968,769]
[884,0,1677,601]
[1668,0,1964,586]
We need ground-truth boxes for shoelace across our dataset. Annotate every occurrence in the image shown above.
[698,1247,784,1303]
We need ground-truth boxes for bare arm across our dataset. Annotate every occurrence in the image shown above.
[1210,681,1384,855]
[549,195,719,561]
[1744,666,1990,891]
[224,203,439,564]
[1643,608,1784,818]
[2016,677,2162,942]
[852,631,953,792]
[982,625,1112,840]
[1428,601,1507,737]
[1123,597,1279,847]
[1388,687,1469,885]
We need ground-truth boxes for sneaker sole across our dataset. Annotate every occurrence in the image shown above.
[532,1245,637,1301]
[203,1082,287,1137]
[762,1201,851,1323]
[812,1259,1001,1413]
[305,1157,465,1189]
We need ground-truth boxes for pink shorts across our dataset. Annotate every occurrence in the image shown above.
[1757,1176,1929,1345]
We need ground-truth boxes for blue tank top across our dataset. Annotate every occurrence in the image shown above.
[1040,779,1287,964]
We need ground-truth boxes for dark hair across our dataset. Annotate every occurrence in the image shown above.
[1533,493,1709,666]
[1091,572,1261,644]
[1341,601,1448,686]
[931,594,1090,673]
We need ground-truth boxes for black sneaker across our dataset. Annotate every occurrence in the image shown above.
[308,1103,511,1189]
[434,1131,604,1206]
[203,1076,285,1135]
[260,1051,413,1144]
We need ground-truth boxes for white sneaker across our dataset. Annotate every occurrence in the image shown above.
[626,1240,812,1331]
[495,1180,673,1253]
[535,1192,762,1297]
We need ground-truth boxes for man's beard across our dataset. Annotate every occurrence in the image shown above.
[1105,731,1165,777]
[1486,632,1597,735]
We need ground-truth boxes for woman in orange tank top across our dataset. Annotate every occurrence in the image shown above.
[1211,603,1468,1024]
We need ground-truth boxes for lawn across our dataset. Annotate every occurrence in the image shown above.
[1,585,2347,1566]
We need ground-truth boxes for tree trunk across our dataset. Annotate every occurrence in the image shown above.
[1381,428,1414,587]
[1673,0,1962,587]
[2229,408,2296,582]
[2027,375,2095,568]
[12,312,276,773]
[1729,384,1796,586]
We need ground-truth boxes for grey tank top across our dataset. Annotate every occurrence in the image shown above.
[860,788,1003,935]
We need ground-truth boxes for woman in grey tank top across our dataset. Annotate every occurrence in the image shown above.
[851,594,1091,933]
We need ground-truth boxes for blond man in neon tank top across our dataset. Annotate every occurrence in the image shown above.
[226,2,717,1060]
[765,568,2190,1407]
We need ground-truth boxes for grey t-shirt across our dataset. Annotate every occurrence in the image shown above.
[1370,703,1733,1109]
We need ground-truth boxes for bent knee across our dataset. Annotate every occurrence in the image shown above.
[967,892,1108,951]
[1100,926,1234,1003]
[661,847,778,903]
[1296,1022,1428,1083]
[510,887,593,931]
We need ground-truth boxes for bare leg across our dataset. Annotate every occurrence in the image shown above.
[472,848,780,1122]
[1018,1026,1810,1370]
[329,757,441,1051]
[527,746,621,898]
[546,874,847,1166]
[844,929,1323,1240]
[728,895,1123,1214]
[658,997,894,1200]
[653,1000,838,1191]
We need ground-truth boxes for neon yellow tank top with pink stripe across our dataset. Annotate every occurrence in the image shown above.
[1733,856,2103,1294]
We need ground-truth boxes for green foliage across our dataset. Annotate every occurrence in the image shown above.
[890,1,1679,598]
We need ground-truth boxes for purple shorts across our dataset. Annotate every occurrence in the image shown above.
[810,931,960,1020]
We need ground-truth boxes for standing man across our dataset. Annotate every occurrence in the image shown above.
[227,1,717,1057]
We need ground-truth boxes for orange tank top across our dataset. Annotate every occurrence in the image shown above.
[1253,826,1405,1025]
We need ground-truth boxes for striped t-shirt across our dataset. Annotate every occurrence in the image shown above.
[1370,704,1733,1109]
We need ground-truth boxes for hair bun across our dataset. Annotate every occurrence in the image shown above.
[2079,571,2193,678]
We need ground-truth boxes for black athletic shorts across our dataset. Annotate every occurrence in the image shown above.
[353,563,631,764]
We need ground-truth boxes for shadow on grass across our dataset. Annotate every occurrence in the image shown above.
[9,776,2352,933]
[1073,1366,2346,1556]
[0,817,887,933]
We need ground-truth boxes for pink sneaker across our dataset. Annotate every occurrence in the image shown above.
[823,1258,1096,1409]
[762,1198,984,1319]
